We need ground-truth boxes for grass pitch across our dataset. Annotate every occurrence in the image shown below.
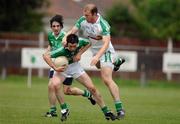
[0,75,180,124]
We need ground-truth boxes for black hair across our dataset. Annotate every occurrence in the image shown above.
[66,34,79,44]
[91,6,98,15]
[50,14,63,28]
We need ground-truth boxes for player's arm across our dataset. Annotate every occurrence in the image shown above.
[90,35,110,66]
[62,26,79,46]
[43,52,56,69]
[74,43,91,62]
[79,43,91,55]
[43,50,66,72]
[45,45,51,52]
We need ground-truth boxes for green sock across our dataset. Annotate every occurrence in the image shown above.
[60,103,68,110]
[82,89,91,98]
[101,106,109,114]
[49,106,56,113]
[115,101,122,112]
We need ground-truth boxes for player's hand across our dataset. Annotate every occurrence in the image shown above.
[90,56,99,66]
[73,54,81,62]
[54,65,67,72]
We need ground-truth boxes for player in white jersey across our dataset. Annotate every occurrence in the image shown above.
[63,3,125,119]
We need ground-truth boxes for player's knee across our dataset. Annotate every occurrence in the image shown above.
[53,83,60,91]
[102,77,112,86]
[48,82,54,90]
[64,87,72,95]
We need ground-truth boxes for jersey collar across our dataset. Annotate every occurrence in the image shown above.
[52,31,61,40]
[95,13,101,24]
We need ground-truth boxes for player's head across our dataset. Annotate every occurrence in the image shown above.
[66,34,79,51]
[50,15,63,35]
[83,3,98,23]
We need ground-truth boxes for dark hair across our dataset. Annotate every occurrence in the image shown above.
[91,6,98,15]
[66,34,79,44]
[50,14,63,28]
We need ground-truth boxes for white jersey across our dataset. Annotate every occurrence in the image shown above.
[75,13,115,55]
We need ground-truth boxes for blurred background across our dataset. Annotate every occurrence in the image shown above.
[0,1,180,124]
[0,0,180,82]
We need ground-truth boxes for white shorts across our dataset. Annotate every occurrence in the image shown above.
[99,51,115,69]
[90,43,117,69]
[55,62,85,79]
[92,50,118,69]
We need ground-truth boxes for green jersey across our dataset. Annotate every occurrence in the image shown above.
[50,38,89,64]
[48,31,66,51]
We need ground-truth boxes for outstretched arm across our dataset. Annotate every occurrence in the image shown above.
[62,26,79,46]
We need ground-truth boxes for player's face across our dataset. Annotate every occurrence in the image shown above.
[67,43,77,51]
[83,10,94,23]
[51,21,61,36]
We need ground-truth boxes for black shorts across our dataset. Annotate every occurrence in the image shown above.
[48,70,54,78]
[63,77,73,86]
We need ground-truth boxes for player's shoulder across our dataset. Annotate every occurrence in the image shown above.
[60,30,66,35]
[59,30,66,38]
[79,37,89,42]
[47,31,53,37]
[78,37,90,46]
[98,15,110,33]
[99,16,110,27]
[77,16,86,23]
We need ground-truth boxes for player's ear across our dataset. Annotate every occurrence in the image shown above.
[64,43,68,48]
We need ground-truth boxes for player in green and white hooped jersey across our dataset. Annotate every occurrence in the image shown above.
[63,4,125,119]
[44,15,68,118]
[43,34,116,121]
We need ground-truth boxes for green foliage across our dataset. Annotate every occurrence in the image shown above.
[105,4,141,38]
[105,0,180,41]
[0,0,49,33]
[137,0,180,40]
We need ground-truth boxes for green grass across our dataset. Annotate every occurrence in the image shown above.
[0,75,180,124]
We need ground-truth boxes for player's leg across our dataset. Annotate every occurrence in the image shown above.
[62,77,96,105]
[113,56,125,71]
[53,73,65,104]
[100,64,125,119]
[60,77,83,121]
[62,63,95,101]
[45,69,57,117]
[52,73,69,120]
[63,77,95,104]
[76,72,116,121]
[63,78,84,96]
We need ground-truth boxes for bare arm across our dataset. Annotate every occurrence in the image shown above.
[73,43,91,62]
[62,26,79,46]
[90,35,110,66]
[43,52,56,69]
[45,45,51,52]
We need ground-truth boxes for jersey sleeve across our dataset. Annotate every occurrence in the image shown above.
[100,19,111,36]
[78,37,90,47]
[61,31,66,37]
[47,32,52,45]
[75,16,86,29]
[50,47,64,58]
